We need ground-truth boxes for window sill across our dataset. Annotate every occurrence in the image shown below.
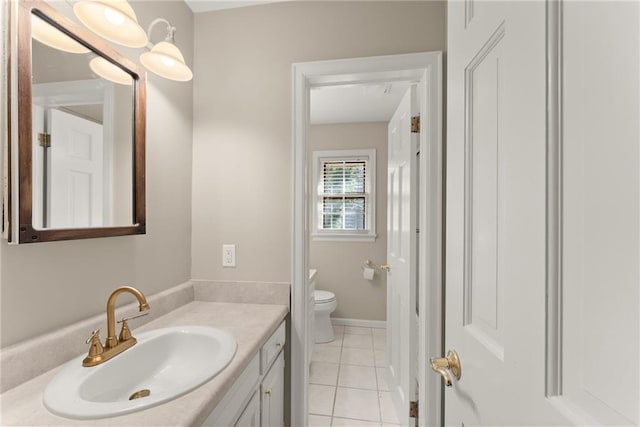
[311,233,377,242]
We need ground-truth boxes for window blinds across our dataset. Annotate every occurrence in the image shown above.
[320,160,367,230]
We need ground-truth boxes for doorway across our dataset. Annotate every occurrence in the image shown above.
[291,52,443,427]
[306,81,414,425]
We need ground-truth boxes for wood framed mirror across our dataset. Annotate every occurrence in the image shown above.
[7,0,146,243]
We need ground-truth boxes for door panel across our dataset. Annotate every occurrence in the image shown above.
[464,24,505,359]
[446,1,639,425]
[387,86,417,425]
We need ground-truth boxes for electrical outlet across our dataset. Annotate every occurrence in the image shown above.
[222,244,236,267]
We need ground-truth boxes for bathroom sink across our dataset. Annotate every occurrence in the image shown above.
[43,326,237,419]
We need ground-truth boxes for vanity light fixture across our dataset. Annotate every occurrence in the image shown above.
[89,56,132,85]
[73,0,148,48]
[139,18,193,82]
[31,13,89,54]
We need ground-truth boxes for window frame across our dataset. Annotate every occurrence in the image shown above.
[311,149,377,242]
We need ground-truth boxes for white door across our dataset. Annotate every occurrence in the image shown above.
[48,108,104,228]
[444,1,639,425]
[386,86,418,425]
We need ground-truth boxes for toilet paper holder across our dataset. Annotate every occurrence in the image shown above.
[364,260,390,273]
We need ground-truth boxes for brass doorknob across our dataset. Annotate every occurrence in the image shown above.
[429,350,461,387]
[381,264,391,272]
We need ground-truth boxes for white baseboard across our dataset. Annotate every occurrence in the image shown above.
[331,317,386,329]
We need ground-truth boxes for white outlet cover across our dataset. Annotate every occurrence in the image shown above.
[222,244,236,267]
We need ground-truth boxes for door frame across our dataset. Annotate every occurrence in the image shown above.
[291,51,444,427]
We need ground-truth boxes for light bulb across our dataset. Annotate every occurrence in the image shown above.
[161,56,176,67]
[103,7,125,26]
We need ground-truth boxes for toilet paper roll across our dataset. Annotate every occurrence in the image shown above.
[363,266,375,280]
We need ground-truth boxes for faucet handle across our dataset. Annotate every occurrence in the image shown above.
[117,312,149,342]
[85,329,101,344]
[84,329,104,362]
[117,312,149,324]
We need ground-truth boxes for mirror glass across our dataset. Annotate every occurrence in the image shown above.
[30,13,134,229]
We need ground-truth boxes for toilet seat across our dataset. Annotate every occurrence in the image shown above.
[314,290,336,304]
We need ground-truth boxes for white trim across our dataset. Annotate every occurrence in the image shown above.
[417,52,444,427]
[291,61,310,427]
[545,0,563,398]
[0,0,7,239]
[292,52,443,427]
[311,234,376,242]
[32,79,107,107]
[331,318,386,329]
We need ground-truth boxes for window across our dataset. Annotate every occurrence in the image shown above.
[312,149,376,241]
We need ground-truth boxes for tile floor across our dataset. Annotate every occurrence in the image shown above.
[308,325,400,427]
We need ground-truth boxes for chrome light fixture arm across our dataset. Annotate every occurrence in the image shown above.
[139,17,193,81]
[147,18,176,45]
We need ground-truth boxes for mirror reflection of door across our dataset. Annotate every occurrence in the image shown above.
[30,14,134,230]
[32,104,105,229]
[31,79,114,229]
[31,78,134,229]
[48,108,104,228]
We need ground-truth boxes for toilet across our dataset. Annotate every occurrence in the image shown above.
[314,290,337,343]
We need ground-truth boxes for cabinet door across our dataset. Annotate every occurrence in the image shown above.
[234,391,260,427]
[261,351,285,427]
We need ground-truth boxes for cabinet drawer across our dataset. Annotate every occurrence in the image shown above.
[261,321,285,374]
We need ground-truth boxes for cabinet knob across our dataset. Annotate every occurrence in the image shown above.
[265,388,272,396]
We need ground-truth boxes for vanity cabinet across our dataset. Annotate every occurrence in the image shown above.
[203,321,286,427]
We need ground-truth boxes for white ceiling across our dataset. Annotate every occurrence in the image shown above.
[310,82,413,125]
[184,0,280,13]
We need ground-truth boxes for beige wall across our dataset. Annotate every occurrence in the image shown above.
[0,1,194,348]
[309,123,388,321]
[191,1,446,282]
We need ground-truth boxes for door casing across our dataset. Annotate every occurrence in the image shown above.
[291,52,444,427]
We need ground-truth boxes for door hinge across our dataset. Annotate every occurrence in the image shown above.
[409,400,418,418]
[38,132,51,148]
[411,116,420,133]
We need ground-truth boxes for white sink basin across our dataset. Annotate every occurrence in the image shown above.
[43,326,237,419]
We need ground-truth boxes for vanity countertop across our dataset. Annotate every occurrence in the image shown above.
[0,301,288,426]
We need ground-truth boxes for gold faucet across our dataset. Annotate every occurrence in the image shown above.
[83,286,150,367]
